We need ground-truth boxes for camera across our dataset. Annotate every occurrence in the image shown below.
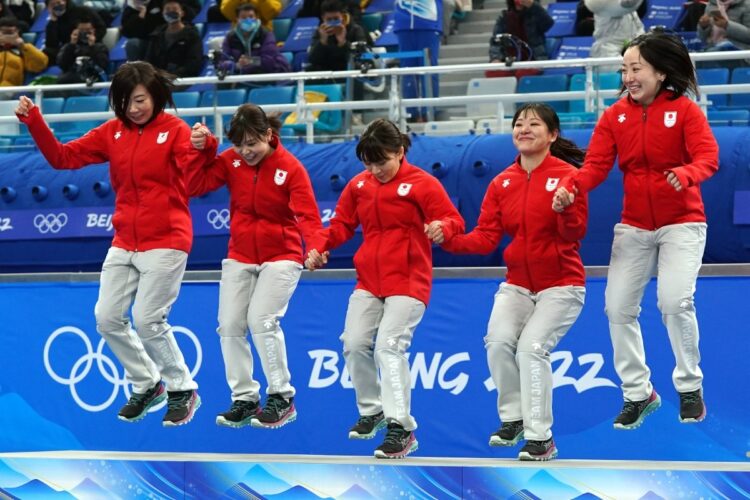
[77,30,91,45]
[326,18,342,26]
[491,33,532,66]
[76,56,106,86]
[350,41,374,73]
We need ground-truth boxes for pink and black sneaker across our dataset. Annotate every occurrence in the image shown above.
[162,389,201,427]
[374,423,418,459]
[251,394,297,429]
[518,438,558,461]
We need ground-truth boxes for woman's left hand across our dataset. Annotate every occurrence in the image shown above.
[424,220,445,244]
[664,171,683,192]
[190,122,211,150]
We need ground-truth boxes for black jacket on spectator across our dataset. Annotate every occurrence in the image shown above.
[307,21,368,72]
[490,1,553,61]
[44,2,106,61]
[299,0,362,23]
[56,39,109,83]
[144,23,202,77]
[575,0,594,36]
[121,0,199,40]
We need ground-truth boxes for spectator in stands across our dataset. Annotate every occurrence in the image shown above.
[15,61,203,427]
[299,0,362,24]
[143,0,202,77]
[121,0,199,62]
[438,102,587,462]
[220,3,290,75]
[0,16,48,86]
[220,0,280,30]
[697,0,750,54]
[189,104,324,430]
[394,0,442,122]
[575,0,595,35]
[57,17,109,84]
[554,32,718,430]
[678,0,707,32]
[489,0,553,62]
[586,0,644,59]
[305,119,465,459]
[307,0,369,72]
[75,0,124,26]
[44,0,106,62]
[2,0,35,27]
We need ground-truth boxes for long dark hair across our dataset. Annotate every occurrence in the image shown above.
[226,103,282,145]
[355,118,412,163]
[622,32,699,100]
[109,61,176,127]
[512,103,585,167]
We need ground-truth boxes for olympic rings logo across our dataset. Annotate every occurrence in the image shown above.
[43,325,202,412]
[34,213,68,234]
[206,208,230,230]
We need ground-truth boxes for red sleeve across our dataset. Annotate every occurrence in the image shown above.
[442,178,503,255]
[557,190,588,242]
[18,106,108,169]
[570,111,618,195]
[665,102,719,188]
[319,180,360,253]
[288,164,325,250]
[188,140,228,197]
[420,175,465,241]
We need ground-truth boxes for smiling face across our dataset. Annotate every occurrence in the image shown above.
[512,109,558,158]
[234,129,273,166]
[622,45,665,106]
[364,147,403,183]
[126,84,154,126]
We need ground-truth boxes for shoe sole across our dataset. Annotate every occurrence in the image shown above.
[117,391,167,423]
[216,415,255,428]
[518,447,558,461]
[613,394,661,430]
[680,404,706,424]
[489,431,524,447]
[374,439,419,459]
[250,409,297,429]
[349,419,387,440]
[162,394,202,427]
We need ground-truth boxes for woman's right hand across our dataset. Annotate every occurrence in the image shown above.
[15,95,35,117]
[305,249,329,270]
[552,186,576,212]
[190,122,211,150]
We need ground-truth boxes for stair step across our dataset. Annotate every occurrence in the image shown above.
[447,32,492,45]
[440,42,490,59]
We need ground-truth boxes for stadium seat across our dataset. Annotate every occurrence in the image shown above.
[248,86,295,105]
[361,13,384,34]
[109,36,128,65]
[172,91,201,109]
[41,97,65,115]
[55,95,110,135]
[273,18,293,43]
[102,27,120,50]
[548,36,593,75]
[0,101,20,135]
[110,9,123,28]
[278,0,303,18]
[697,67,730,107]
[281,51,293,66]
[194,0,217,24]
[546,3,577,38]
[423,120,475,136]
[642,0,686,31]
[0,137,12,153]
[476,117,513,134]
[283,84,344,134]
[558,112,598,129]
[568,72,621,112]
[545,37,562,59]
[21,32,37,44]
[200,89,247,108]
[30,9,48,32]
[203,22,231,55]
[365,0,393,13]
[517,74,569,112]
[707,109,750,126]
[282,17,320,53]
[34,31,45,49]
[730,67,750,108]
[375,12,397,47]
[465,77,516,118]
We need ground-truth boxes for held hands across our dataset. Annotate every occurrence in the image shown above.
[664,171,683,191]
[424,220,445,244]
[552,186,576,213]
[305,249,330,271]
[190,122,211,150]
[15,95,35,117]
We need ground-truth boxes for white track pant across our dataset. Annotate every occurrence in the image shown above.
[95,247,197,393]
[605,222,707,401]
[340,290,426,432]
[217,259,301,402]
[485,283,585,441]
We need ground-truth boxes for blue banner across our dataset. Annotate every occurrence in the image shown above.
[0,276,748,461]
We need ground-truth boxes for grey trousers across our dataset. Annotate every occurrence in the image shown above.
[486,283,585,441]
[94,247,197,393]
[340,290,426,432]
[605,222,707,401]
[217,259,301,402]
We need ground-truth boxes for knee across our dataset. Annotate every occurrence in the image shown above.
[247,312,277,336]
[94,301,126,334]
[340,331,373,354]
[131,304,165,337]
[605,297,640,324]
[516,339,549,358]
[216,319,248,338]
[657,293,695,315]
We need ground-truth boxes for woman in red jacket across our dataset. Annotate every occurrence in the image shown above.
[190,104,323,429]
[555,32,719,430]
[15,61,201,427]
[306,119,465,459]
[439,103,587,461]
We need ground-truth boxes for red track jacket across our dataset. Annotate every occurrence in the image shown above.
[444,154,587,293]
[190,135,324,265]
[19,107,197,252]
[317,159,465,305]
[570,91,719,230]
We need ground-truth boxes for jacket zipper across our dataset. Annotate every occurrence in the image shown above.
[131,126,144,250]
[252,163,260,261]
[642,109,656,230]
[374,180,383,297]
[522,169,536,293]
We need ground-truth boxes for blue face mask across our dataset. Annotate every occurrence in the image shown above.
[163,10,179,23]
[52,4,66,16]
[238,18,259,33]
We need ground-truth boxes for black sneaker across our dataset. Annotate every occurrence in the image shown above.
[349,411,386,439]
[679,389,706,423]
[251,394,296,428]
[162,389,201,427]
[216,399,260,428]
[489,420,524,447]
[518,438,558,461]
[374,423,418,459]
[118,381,166,423]
[613,390,661,430]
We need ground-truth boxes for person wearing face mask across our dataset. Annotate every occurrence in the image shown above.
[121,0,200,62]
[143,0,202,77]
[305,119,465,459]
[219,0,280,30]
[44,0,105,62]
[437,103,587,462]
[220,3,290,75]
[307,0,369,72]
[0,16,48,87]
[189,104,323,430]
[57,17,109,87]
[14,61,205,427]
[554,33,719,431]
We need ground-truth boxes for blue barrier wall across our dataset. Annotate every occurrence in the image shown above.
[0,275,748,461]
[0,128,749,271]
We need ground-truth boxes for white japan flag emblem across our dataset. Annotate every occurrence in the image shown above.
[397,183,412,196]
[664,111,677,128]
[274,169,288,186]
